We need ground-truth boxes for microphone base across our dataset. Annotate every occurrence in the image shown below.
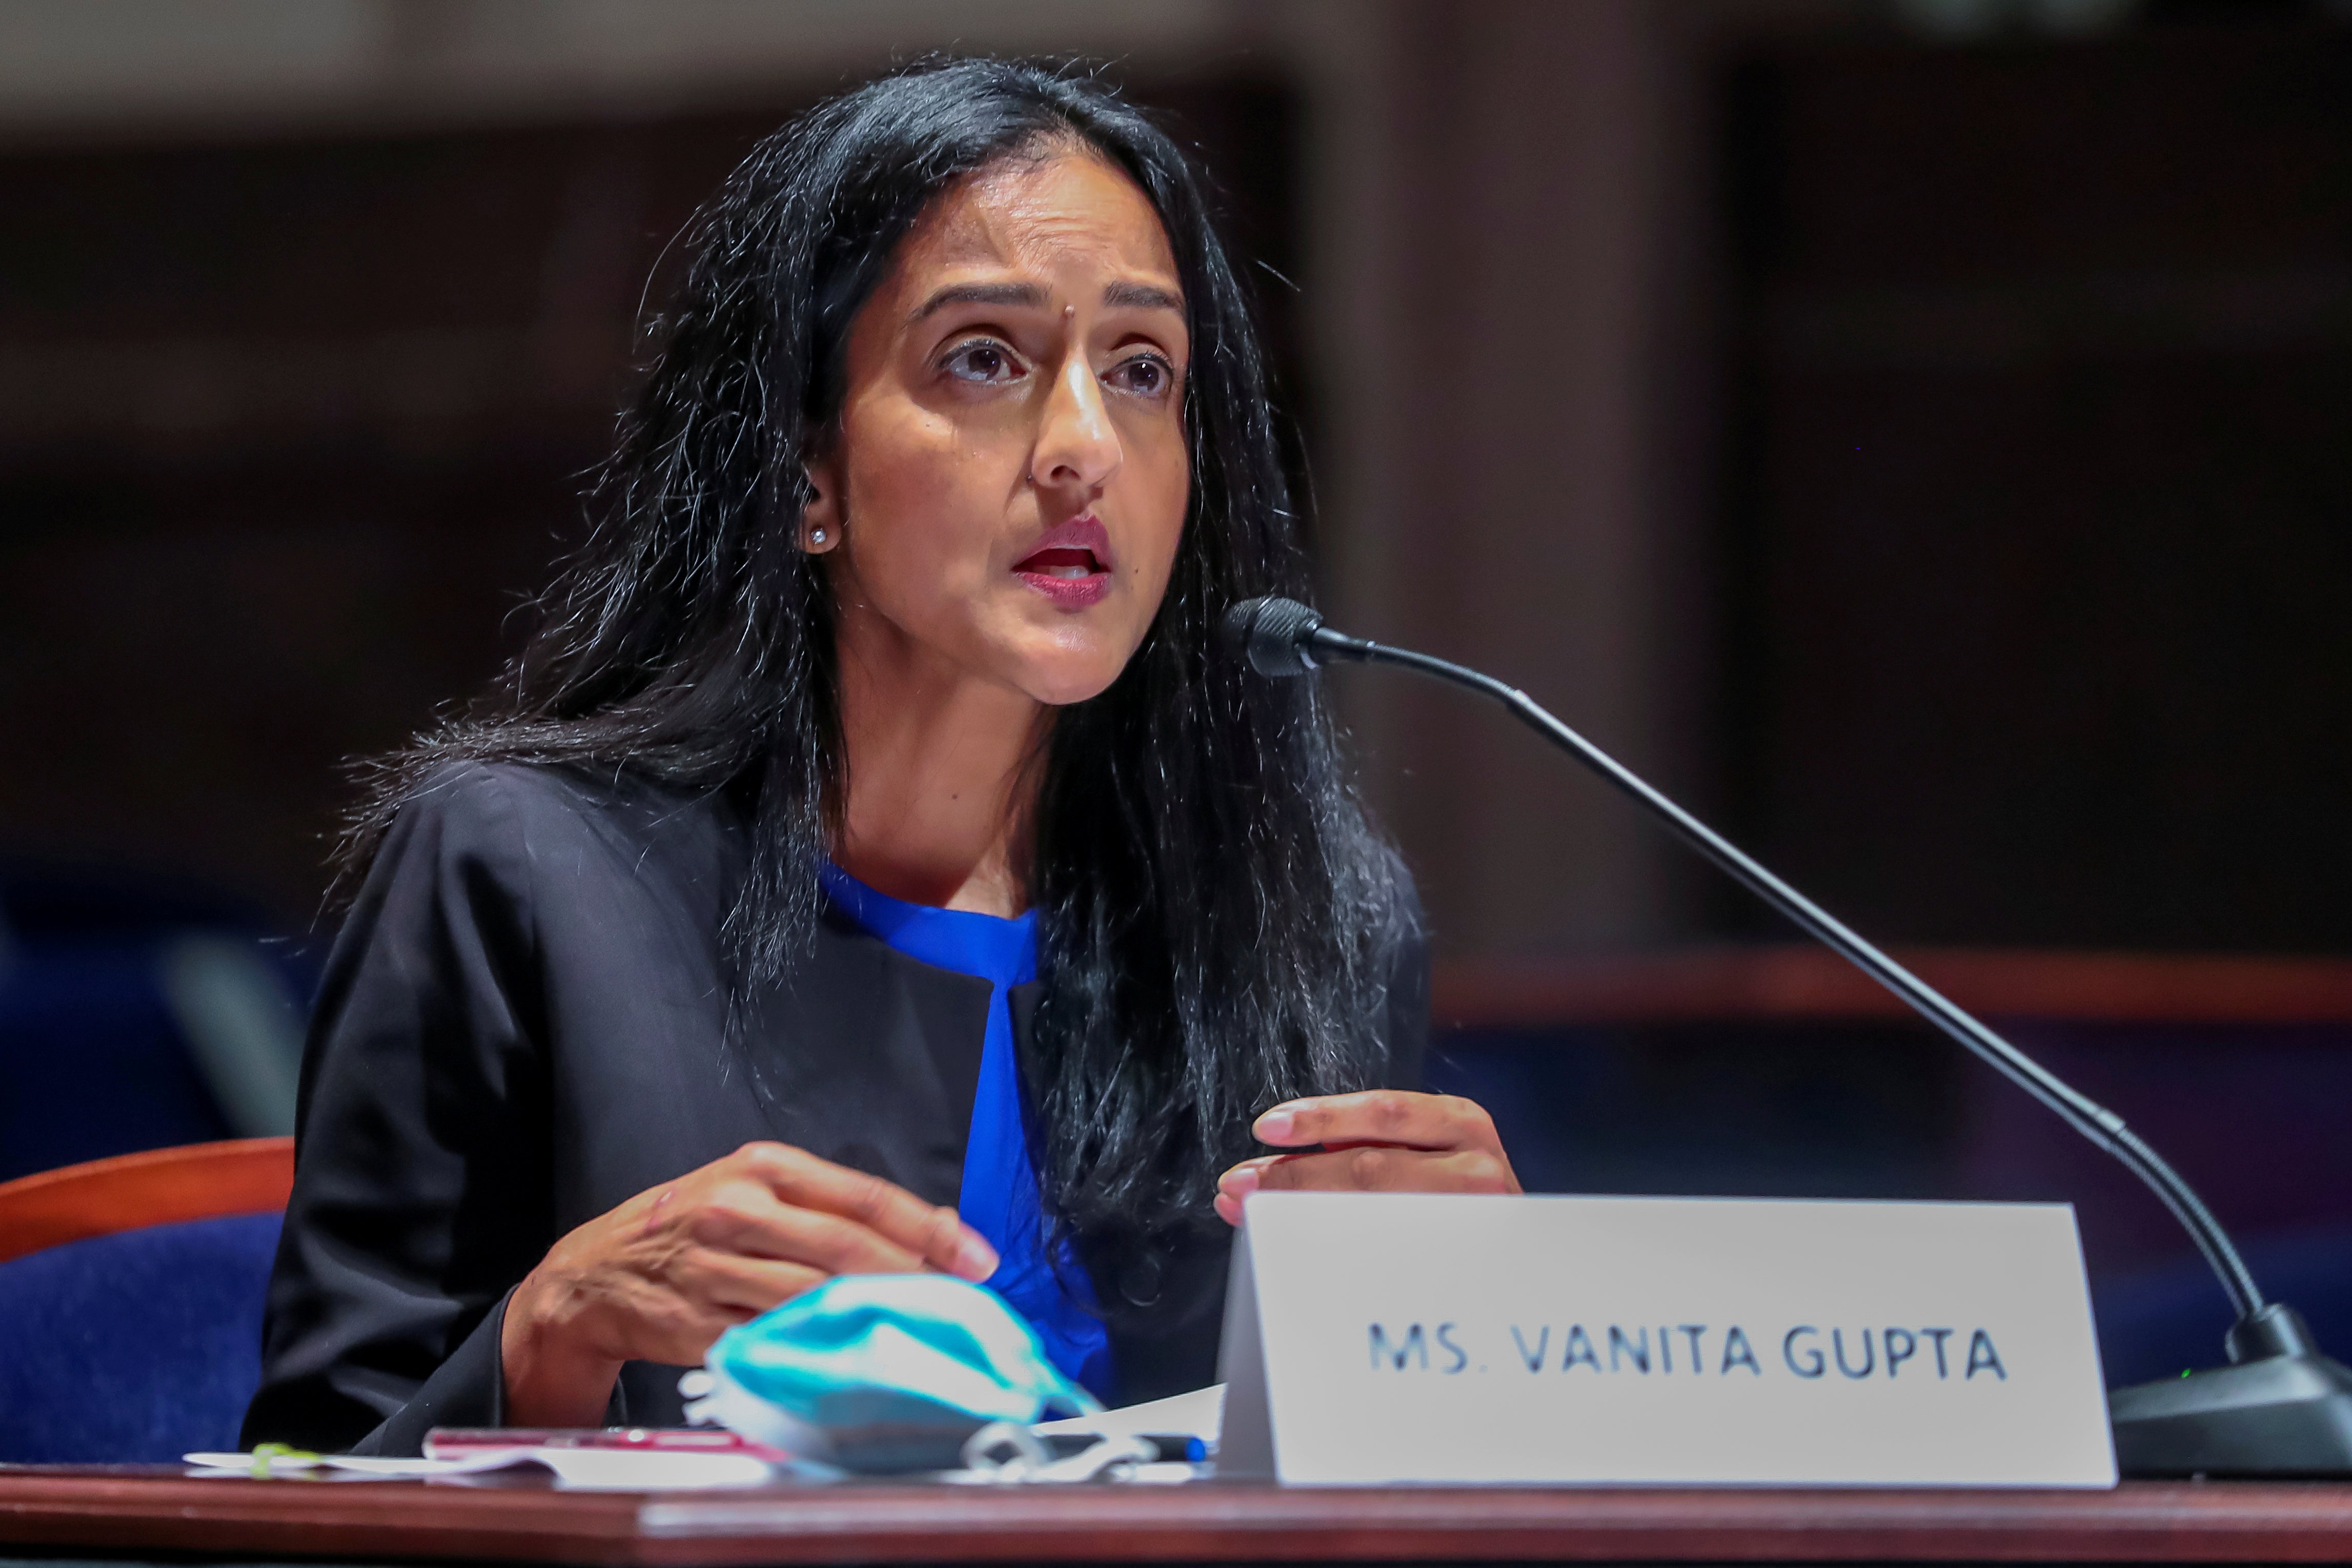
[2111,1309,2352,1477]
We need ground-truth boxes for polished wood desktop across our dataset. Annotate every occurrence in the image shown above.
[6,1469,2352,1564]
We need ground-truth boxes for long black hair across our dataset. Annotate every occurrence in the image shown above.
[344,57,1411,1252]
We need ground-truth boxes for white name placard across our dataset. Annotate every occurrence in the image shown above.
[1216,1192,2115,1488]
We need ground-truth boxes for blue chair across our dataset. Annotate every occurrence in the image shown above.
[0,1138,291,1463]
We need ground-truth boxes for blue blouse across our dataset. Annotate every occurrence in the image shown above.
[817,864,1113,1398]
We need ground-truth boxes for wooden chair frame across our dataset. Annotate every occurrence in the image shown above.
[0,1138,294,1265]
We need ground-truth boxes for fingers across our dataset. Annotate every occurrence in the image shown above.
[622,1257,828,1366]
[1253,1146,1517,1194]
[1213,1145,1519,1225]
[1252,1090,1499,1155]
[1216,1091,1522,1225]
[733,1143,998,1281]
[689,1185,931,1277]
[517,1143,999,1389]
[693,1253,831,1317]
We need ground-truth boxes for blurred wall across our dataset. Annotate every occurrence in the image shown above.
[0,1,1241,133]
[1298,0,2352,958]
[3,0,1764,954]
[0,1,1302,925]
[3,0,2346,964]
[1717,22,2352,951]
[1299,0,1740,954]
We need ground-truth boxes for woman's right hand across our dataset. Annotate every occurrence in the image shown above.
[500,1141,998,1426]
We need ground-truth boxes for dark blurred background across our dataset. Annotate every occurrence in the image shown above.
[2,0,2347,1386]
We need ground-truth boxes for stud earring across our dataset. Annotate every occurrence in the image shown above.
[810,527,827,546]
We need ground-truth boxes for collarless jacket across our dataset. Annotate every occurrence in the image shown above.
[242,762,1428,1455]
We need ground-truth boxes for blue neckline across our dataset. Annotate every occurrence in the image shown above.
[817,864,1037,990]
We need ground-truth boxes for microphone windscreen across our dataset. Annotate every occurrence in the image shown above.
[1222,596,1323,678]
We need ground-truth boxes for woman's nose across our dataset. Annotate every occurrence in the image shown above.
[1030,352,1122,495]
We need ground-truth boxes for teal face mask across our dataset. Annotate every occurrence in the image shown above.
[681,1274,1100,1474]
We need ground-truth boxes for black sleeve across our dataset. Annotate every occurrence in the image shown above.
[241,765,560,1456]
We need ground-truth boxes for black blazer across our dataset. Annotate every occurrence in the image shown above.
[243,762,1427,1455]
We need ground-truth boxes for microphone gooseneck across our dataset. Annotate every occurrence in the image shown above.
[1220,594,2268,1326]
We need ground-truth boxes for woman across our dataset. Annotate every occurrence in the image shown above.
[245,58,1517,1456]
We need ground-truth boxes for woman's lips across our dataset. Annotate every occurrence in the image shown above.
[1021,546,1101,578]
[1013,517,1113,608]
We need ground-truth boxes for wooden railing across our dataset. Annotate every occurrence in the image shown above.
[1431,948,2352,1029]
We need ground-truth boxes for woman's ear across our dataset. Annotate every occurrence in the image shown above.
[801,457,842,553]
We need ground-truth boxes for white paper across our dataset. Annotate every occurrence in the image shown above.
[1220,1192,2116,1488]
[185,1447,773,1490]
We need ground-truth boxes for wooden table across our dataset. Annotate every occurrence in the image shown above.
[7,1470,2352,1564]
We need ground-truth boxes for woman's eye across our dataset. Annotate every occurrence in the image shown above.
[1107,354,1175,398]
[942,340,1020,384]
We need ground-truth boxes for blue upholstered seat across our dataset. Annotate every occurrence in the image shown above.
[0,1211,281,1463]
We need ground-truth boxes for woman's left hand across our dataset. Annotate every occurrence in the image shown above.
[1213,1090,1520,1225]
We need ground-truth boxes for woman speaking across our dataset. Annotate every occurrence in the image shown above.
[245,58,1518,1456]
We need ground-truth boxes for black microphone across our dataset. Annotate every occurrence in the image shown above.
[1223,594,2352,1477]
